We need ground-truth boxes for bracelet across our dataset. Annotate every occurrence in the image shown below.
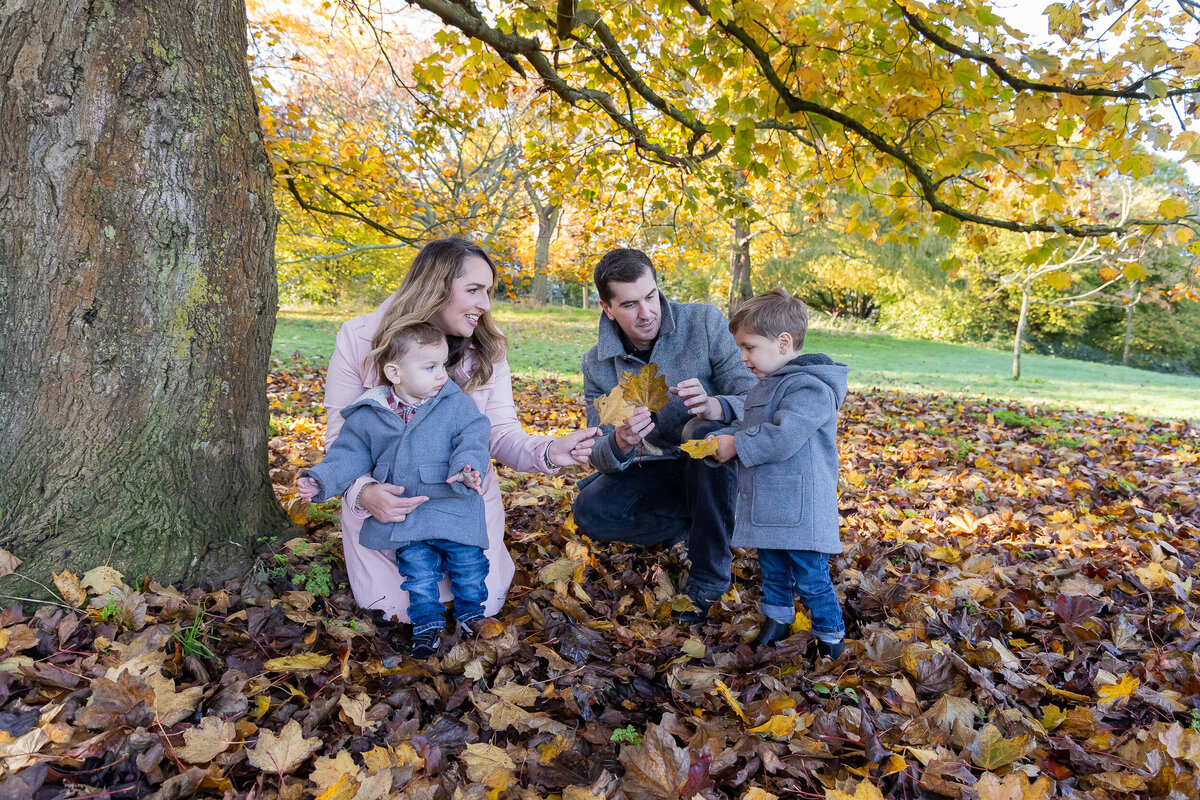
[353,480,379,514]
[539,442,561,474]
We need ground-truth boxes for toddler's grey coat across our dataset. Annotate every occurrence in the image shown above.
[301,382,491,550]
[716,354,848,554]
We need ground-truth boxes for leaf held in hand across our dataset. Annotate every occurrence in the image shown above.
[680,438,720,459]
[594,385,638,426]
[619,363,670,412]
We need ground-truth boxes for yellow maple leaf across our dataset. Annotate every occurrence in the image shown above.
[680,438,720,459]
[1097,672,1139,705]
[594,385,637,426]
[462,742,516,791]
[53,570,86,607]
[619,363,670,412]
[247,719,321,773]
[826,779,886,800]
[748,714,797,739]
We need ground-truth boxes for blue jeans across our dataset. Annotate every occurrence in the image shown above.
[395,540,488,634]
[758,549,845,642]
[572,418,735,602]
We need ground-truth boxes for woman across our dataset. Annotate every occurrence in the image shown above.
[324,238,598,622]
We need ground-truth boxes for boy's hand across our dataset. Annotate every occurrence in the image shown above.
[448,465,486,496]
[670,378,721,420]
[707,434,737,463]
[297,476,319,500]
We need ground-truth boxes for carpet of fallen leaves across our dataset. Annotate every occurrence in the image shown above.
[2,360,1200,800]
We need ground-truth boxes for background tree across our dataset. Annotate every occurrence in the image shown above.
[0,0,285,600]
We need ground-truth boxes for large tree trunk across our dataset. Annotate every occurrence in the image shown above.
[530,202,561,305]
[728,218,753,315]
[0,0,286,601]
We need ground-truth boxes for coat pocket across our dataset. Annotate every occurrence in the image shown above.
[750,478,802,526]
[416,463,461,503]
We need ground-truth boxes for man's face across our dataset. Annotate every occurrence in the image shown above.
[599,271,661,350]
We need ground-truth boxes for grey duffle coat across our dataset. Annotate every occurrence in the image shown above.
[716,354,849,554]
[301,382,491,550]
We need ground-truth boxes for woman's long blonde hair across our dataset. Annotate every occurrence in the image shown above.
[369,238,506,392]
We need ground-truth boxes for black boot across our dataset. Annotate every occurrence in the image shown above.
[815,638,845,659]
[752,618,792,647]
[410,628,441,659]
[672,596,713,625]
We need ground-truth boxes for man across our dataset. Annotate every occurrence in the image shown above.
[573,248,756,622]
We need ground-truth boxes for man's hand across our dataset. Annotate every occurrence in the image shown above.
[358,483,430,523]
[448,465,486,496]
[615,406,654,453]
[297,476,319,501]
[708,434,737,463]
[670,378,722,420]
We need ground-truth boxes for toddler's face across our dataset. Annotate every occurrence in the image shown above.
[384,339,450,404]
[734,330,797,378]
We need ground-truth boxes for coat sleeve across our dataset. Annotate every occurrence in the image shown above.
[704,306,756,422]
[583,350,632,474]
[733,379,837,468]
[446,402,493,495]
[302,416,377,503]
[477,355,556,473]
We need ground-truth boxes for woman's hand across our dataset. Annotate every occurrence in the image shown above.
[547,426,602,467]
[358,482,429,523]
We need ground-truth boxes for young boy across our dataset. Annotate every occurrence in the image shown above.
[709,289,849,658]
[298,322,491,659]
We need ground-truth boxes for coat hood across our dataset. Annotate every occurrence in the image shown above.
[772,353,849,408]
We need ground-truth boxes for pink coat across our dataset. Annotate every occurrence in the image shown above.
[324,294,556,621]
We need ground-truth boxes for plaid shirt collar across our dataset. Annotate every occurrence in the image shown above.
[386,388,427,423]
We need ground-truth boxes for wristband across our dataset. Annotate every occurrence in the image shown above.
[352,480,379,515]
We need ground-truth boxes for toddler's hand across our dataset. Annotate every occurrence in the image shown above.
[448,465,486,496]
[297,476,319,500]
[707,434,737,463]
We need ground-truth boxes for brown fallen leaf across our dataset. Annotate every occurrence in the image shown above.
[53,570,86,607]
[246,719,321,774]
[0,547,22,577]
[461,742,516,791]
[175,717,237,764]
[618,723,690,799]
[263,652,331,672]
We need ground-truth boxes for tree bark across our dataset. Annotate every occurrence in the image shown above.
[0,0,286,600]
[1013,287,1030,380]
[530,202,561,305]
[1122,283,1138,367]
[728,218,753,316]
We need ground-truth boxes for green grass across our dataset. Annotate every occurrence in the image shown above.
[275,302,1200,419]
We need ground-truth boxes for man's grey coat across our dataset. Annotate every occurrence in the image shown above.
[582,296,757,473]
[716,354,849,554]
[302,382,491,550]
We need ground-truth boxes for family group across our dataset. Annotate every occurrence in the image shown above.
[297,239,849,661]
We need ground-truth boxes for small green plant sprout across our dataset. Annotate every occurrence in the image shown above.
[171,602,216,659]
[97,597,120,624]
[1189,708,1200,732]
[292,562,333,597]
[610,725,642,744]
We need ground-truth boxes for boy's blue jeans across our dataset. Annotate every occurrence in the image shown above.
[758,549,845,643]
[395,540,487,634]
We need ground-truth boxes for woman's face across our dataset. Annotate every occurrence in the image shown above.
[433,255,494,338]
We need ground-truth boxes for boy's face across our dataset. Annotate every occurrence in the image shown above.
[734,330,797,379]
[598,271,661,351]
[383,339,450,404]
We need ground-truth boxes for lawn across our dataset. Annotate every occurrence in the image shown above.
[275,302,1200,419]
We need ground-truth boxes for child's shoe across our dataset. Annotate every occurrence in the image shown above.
[815,638,845,659]
[458,616,485,638]
[411,628,441,659]
[671,595,713,625]
[752,618,792,647]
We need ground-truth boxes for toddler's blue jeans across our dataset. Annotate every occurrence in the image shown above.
[395,540,487,634]
[758,549,845,644]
